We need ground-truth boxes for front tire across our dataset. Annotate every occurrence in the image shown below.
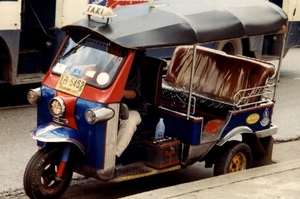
[23,148,73,199]
[214,142,252,176]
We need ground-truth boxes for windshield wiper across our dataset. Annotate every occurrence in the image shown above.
[61,34,91,60]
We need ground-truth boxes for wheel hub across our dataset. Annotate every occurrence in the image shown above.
[229,152,247,172]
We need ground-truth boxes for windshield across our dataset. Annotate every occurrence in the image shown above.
[52,35,127,88]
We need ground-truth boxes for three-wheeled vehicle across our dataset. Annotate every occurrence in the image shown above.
[23,0,288,198]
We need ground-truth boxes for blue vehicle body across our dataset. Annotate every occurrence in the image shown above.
[34,85,113,169]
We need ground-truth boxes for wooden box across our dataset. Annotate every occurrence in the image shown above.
[145,137,181,169]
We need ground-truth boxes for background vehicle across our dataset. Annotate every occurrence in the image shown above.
[271,0,300,49]
[23,1,287,198]
[0,0,88,86]
[0,0,295,88]
[96,0,299,59]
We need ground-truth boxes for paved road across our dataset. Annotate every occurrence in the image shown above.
[272,48,300,141]
[0,48,300,198]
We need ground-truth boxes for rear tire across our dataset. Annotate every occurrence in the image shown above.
[23,148,73,199]
[217,39,243,55]
[214,142,252,176]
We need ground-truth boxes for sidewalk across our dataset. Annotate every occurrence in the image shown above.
[122,141,300,199]
[123,158,300,199]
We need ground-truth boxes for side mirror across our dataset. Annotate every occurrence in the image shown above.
[119,103,129,120]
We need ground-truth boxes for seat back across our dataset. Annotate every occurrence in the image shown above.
[165,45,275,103]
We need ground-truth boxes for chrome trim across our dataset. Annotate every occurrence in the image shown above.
[216,126,253,146]
[255,125,278,138]
[27,87,41,104]
[234,83,275,109]
[85,107,115,124]
[49,97,65,117]
[53,117,68,125]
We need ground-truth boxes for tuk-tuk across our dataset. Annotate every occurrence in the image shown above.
[23,0,288,198]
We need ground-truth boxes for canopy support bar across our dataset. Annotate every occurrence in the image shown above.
[186,44,197,120]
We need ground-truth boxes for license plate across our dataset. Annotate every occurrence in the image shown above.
[55,74,86,96]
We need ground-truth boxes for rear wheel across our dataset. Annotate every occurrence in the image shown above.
[217,39,243,55]
[214,142,252,176]
[23,148,73,199]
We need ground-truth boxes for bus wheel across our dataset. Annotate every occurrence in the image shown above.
[214,142,252,176]
[217,39,243,55]
[23,148,73,199]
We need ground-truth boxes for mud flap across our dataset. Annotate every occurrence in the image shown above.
[252,136,274,167]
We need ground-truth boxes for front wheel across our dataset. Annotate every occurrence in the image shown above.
[214,142,252,176]
[23,148,73,199]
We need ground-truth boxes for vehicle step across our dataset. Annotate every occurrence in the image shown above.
[112,161,180,182]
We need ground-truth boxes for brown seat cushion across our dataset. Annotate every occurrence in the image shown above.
[165,45,275,104]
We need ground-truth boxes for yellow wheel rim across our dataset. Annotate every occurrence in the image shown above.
[228,152,247,173]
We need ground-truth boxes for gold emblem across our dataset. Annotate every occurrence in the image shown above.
[246,113,260,124]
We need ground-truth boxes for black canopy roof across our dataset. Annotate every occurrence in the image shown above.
[63,0,288,49]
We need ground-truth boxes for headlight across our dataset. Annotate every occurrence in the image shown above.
[27,88,41,104]
[49,97,65,117]
[85,107,114,124]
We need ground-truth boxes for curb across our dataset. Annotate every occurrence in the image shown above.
[122,159,300,199]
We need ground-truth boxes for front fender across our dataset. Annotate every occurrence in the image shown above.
[32,122,85,154]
